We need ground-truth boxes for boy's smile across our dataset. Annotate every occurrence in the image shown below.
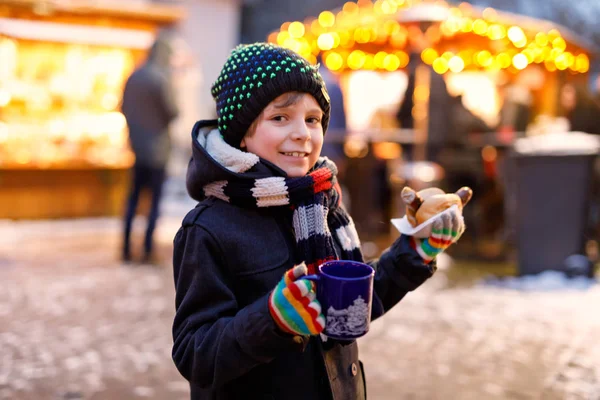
[240,92,324,177]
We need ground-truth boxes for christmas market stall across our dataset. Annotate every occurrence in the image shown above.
[266,0,595,249]
[0,0,184,219]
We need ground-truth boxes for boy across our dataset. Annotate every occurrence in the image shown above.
[172,43,464,400]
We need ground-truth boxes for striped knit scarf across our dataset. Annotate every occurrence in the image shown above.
[204,157,363,274]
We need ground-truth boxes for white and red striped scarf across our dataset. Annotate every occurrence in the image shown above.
[200,130,362,273]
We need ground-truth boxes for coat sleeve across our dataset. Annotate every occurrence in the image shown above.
[367,234,436,321]
[172,223,305,389]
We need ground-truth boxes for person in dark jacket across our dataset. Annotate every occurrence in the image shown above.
[560,82,600,135]
[172,43,466,400]
[121,30,180,263]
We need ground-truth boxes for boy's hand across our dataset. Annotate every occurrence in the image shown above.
[411,208,465,263]
[268,263,325,336]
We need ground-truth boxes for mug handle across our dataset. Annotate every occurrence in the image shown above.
[303,274,320,282]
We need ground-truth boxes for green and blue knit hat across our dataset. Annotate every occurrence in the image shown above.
[211,43,331,148]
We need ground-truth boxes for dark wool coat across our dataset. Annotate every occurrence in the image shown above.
[172,120,436,400]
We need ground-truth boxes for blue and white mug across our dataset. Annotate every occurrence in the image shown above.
[305,260,374,340]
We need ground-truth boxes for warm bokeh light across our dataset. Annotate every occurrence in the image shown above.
[325,52,344,71]
[267,0,589,75]
[317,33,335,50]
[512,53,528,70]
[347,50,366,70]
[481,145,497,162]
[318,11,336,27]
[421,48,438,65]
[432,58,449,74]
[288,21,305,38]
[448,56,465,73]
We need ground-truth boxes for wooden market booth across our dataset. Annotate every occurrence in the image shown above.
[266,0,595,250]
[0,0,184,219]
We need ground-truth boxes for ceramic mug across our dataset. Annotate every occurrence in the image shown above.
[305,260,374,340]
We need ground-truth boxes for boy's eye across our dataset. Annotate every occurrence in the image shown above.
[306,117,321,124]
[271,115,285,121]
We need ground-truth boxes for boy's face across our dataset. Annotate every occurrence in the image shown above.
[241,92,324,178]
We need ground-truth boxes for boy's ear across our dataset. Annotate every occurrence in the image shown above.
[239,138,246,148]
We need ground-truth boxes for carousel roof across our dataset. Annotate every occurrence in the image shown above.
[267,0,593,74]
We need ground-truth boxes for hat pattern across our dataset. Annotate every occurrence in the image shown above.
[211,43,331,147]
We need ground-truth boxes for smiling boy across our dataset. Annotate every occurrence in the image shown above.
[172,43,464,400]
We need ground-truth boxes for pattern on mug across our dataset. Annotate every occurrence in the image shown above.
[325,296,369,336]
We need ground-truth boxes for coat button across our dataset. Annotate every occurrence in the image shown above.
[351,362,358,376]
[293,335,303,344]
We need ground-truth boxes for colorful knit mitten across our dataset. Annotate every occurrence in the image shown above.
[411,208,465,263]
[268,263,326,336]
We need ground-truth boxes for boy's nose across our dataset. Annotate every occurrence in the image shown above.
[290,122,311,141]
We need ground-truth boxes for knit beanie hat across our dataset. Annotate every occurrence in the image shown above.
[210,43,331,148]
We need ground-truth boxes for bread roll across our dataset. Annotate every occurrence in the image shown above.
[402,186,473,227]
[415,193,462,225]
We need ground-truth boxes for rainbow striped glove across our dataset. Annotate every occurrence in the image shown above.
[411,208,465,263]
[268,263,326,336]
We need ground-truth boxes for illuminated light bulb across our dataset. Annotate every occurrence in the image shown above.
[318,11,336,27]
[343,2,359,14]
[472,19,488,35]
[288,21,305,38]
[396,51,409,68]
[522,49,534,63]
[476,50,493,67]
[563,52,575,68]
[432,58,449,74]
[277,31,290,45]
[481,145,497,162]
[442,51,454,61]
[549,48,563,60]
[552,37,566,51]
[267,32,278,44]
[460,17,473,32]
[383,54,400,71]
[487,24,506,40]
[507,26,525,43]
[338,31,351,46]
[554,54,568,70]
[575,54,589,73]
[381,0,397,14]
[495,53,511,69]
[512,53,528,70]
[374,51,387,68]
[325,52,344,71]
[535,32,548,47]
[354,28,371,44]
[448,56,465,73]
[317,33,335,50]
[533,48,545,64]
[363,54,375,69]
[347,50,366,70]
[421,48,439,65]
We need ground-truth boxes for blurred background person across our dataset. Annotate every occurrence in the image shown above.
[319,63,348,179]
[560,81,600,135]
[121,29,181,264]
